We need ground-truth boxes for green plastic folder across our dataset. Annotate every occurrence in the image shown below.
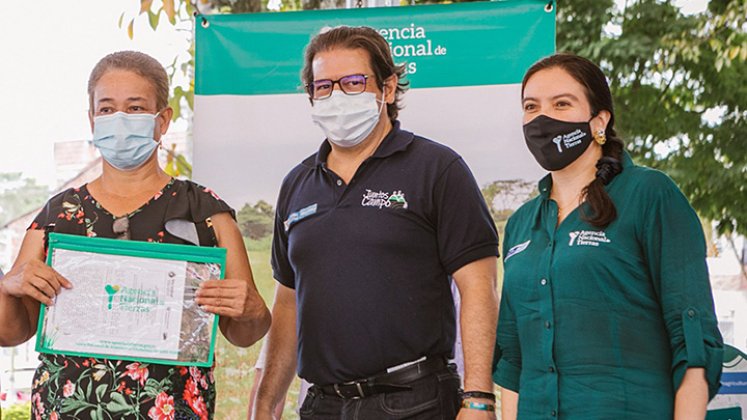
[36,233,226,367]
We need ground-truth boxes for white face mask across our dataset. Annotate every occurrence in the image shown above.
[310,88,386,148]
[92,111,160,171]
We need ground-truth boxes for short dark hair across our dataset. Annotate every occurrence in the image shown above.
[522,53,624,228]
[302,26,409,122]
[88,51,169,112]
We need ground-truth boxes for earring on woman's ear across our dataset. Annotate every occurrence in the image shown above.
[593,130,606,145]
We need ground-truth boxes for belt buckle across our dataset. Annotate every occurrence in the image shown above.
[334,380,366,399]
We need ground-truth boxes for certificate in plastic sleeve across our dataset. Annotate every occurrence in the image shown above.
[36,233,226,367]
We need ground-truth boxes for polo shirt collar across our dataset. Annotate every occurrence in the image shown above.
[371,121,414,159]
[312,120,414,168]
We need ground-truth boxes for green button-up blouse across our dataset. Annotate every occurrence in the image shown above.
[493,152,723,419]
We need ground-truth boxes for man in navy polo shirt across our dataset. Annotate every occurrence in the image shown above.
[254,26,500,420]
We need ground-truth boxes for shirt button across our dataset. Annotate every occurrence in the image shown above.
[540,278,547,286]
[545,321,551,329]
[551,410,557,416]
[336,179,343,186]
[548,366,555,373]
[687,309,696,318]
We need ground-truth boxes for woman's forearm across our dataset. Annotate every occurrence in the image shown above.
[501,387,519,420]
[0,276,34,346]
[674,367,708,420]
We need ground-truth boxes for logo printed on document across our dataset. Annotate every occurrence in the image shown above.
[104,284,121,310]
[104,284,162,313]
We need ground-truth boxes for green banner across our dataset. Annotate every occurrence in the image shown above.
[196,0,555,96]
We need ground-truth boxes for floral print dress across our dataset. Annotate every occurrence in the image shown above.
[29,179,234,420]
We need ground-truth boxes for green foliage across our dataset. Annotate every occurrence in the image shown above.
[2,402,31,420]
[237,200,274,240]
[557,0,747,235]
[164,143,193,178]
[119,0,185,40]
[121,1,196,124]
[0,173,50,226]
[556,0,614,58]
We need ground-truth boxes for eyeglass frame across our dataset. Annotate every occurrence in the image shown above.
[305,74,371,100]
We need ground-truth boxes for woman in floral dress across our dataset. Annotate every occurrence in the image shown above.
[0,51,271,419]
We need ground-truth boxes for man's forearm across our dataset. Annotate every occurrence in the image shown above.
[453,257,499,392]
[460,284,499,390]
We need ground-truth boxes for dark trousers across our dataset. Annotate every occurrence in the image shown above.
[299,364,461,420]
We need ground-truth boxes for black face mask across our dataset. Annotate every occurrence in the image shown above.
[523,114,594,171]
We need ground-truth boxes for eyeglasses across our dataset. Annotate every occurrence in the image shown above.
[307,74,369,100]
[113,216,130,240]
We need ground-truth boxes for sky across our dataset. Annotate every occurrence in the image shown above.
[0,0,708,189]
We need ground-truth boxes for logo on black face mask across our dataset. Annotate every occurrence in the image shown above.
[552,129,587,153]
[523,115,594,171]
[552,136,563,152]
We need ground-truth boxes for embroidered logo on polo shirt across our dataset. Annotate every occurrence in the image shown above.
[568,230,611,247]
[505,240,531,262]
[284,203,317,232]
[361,189,408,210]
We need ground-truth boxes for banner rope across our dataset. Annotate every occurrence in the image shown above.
[192,0,209,28]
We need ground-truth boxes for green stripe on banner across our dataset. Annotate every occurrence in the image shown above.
[196,0,555,95]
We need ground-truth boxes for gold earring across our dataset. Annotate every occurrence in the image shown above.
[593,130,606,145]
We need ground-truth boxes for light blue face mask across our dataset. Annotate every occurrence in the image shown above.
[92,111,161,171]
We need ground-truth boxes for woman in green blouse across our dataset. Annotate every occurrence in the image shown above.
[493,53,723,419]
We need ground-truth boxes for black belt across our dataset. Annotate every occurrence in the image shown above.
[316,356,448,399]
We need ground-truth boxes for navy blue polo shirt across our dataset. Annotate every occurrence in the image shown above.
[272,121,500,385]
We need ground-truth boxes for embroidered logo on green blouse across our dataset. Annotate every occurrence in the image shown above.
[568,230,611,247]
